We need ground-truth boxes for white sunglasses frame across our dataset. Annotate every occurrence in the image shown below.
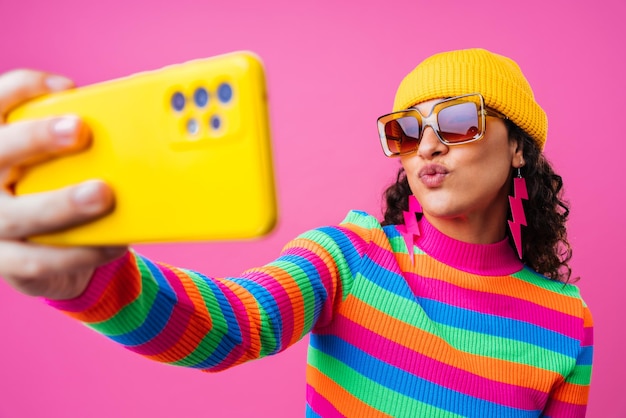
[377,93,507,157]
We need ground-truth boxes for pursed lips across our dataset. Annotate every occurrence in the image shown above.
[418,164,449,188]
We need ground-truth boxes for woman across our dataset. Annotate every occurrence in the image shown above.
[0,48,592,416]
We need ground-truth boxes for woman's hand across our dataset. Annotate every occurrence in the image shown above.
[0,69,127,300]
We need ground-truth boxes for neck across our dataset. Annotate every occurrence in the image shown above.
[422,211,508,244]
[420,189,511,244]
[415,215,522,276]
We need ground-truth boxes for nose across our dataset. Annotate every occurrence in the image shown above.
[417,126,448,159]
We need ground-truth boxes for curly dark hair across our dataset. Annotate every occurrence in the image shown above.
[381,120,575,283]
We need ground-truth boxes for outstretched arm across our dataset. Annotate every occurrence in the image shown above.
[46,222,371,371]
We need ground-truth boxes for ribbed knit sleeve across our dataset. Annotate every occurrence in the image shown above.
[46,211,373,371]
[542,302,594,417]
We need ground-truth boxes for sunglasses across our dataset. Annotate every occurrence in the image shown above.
[377,93,507,157]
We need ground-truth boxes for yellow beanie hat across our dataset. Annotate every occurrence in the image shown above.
[393,48,548,150]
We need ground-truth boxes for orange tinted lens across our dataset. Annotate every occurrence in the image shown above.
[437,102,480,143]
[384,116,420,154]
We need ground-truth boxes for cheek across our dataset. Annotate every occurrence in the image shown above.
[400,158,420,191]
[467,156,513,202]
[399,156,414,172]
[467,138,514,182]
[461,149,507,178]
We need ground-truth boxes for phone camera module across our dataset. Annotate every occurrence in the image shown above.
[186,118,200,135]
[193,87,209,108]
[171,92,186,112]
[217,83,233,104]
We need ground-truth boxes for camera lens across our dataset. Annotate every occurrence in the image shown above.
[193,87,209,108]
[171,92,186,112]
[210,115,222,131]
[186,118,199,135]
[217,83,233,104]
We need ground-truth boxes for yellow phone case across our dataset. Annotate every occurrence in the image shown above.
[8,51,277,245]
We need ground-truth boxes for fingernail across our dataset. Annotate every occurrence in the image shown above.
[45,75,73,92]
[72,181,103,208]
[52,117,79,147]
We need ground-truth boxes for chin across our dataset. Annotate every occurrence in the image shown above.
[422,205,465,220]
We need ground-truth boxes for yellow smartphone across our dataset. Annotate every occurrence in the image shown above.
[8,51,277,245]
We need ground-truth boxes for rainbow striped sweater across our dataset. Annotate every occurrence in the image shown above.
[48,211,593,417]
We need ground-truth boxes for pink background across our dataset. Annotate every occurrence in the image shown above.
[1,0,624,416]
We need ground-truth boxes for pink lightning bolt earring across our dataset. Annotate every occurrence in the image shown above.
[508,166,528,259]
[397,195,422,263]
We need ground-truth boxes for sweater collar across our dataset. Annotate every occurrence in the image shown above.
[413,215,523,276]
